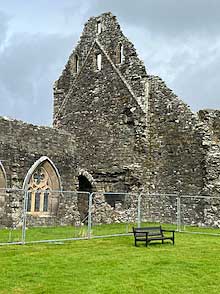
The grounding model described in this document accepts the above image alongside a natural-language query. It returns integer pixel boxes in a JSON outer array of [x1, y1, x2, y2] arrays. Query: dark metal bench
[[132, 226, 175, 247]]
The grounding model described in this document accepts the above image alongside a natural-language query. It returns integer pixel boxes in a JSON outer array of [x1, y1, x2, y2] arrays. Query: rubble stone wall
[[0, 117, 78, 227], [0, 12, 219, 229]]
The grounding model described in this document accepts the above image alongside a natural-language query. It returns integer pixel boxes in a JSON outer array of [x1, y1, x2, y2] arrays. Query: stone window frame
[[97, 20, 102, 34], [26, 166, 51, 214], [74, 54, 79, 74], [95, 53, 102, 71], [116, 43, 124, 65], [23, 156, 62, 217]]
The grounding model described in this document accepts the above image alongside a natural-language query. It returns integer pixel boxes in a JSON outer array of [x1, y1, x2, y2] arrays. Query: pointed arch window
[[24, 157, 61, 216]]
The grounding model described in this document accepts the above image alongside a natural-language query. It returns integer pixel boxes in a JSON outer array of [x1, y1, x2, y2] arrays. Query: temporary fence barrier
[[0, 189, 220, 245]]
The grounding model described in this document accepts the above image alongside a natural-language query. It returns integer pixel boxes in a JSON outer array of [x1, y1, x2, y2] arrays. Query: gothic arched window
[[23, 157, 61, 216]]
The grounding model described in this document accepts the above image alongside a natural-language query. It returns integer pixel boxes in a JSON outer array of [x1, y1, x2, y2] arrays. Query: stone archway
[[77, 169, 95, 222]]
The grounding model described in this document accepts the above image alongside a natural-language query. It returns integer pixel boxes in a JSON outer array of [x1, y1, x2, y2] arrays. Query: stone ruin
[[0, 12, 219, 228]]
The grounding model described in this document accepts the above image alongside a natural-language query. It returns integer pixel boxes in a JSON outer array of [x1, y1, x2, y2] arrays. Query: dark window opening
[[104, 193, 125, 208], [78, 175, 92, 192], [123, 107, 135, 125], [117, 43, 124, 64], [34, 190, 40, 212], [97, 21, 102, 34]]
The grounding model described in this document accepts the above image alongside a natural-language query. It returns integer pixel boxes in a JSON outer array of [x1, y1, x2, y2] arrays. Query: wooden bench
[[132, 226, 175, 247]]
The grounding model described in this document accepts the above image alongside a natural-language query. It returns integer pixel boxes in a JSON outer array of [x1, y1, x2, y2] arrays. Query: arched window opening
[[78, 175, 92, 192], [24, 157, 61, 216], [96, 53, 102, 71], [97, 21, 102, 34], [74, 54, 79, 73]]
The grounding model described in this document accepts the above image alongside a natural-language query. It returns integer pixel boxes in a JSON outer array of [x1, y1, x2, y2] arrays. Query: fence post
[[21, 190, 28, 244], [137, 193, 141, 227], [88, 192, 93, 239], [177, 195, 181, 232]]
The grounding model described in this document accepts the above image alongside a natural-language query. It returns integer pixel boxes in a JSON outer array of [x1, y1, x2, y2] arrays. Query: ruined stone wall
[[0, 117, 76, 190], [198, 110, 220, 196], [53, 12, 148, 122], [147, 76, 205, 195], [0, 117, 78, 227], [53, 12, 208, 196]]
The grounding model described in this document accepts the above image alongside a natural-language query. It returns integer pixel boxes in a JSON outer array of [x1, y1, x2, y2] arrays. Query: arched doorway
[[77, 175, 93, 223]]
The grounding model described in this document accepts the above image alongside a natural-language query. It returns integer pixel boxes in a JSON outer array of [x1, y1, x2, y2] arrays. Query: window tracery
[[27, 166, 51, 213], [25, 158, 61, 216]]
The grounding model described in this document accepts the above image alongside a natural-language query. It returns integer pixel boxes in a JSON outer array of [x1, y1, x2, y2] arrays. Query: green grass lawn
[[0, 227, 220, 294]]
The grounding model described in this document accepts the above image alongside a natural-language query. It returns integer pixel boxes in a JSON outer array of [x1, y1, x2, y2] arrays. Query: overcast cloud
[[0, 0, 219, 125]]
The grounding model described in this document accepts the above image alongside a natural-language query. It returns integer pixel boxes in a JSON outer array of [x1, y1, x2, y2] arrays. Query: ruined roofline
[[53, 12, 148, 124], [54, 38, 147, 122]]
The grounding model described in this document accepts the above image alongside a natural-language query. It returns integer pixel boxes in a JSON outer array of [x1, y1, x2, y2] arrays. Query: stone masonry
[[0, 12, 219, 228]]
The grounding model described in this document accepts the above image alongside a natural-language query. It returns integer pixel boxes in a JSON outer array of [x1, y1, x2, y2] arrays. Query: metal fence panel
[[23, 191, 90, 243], [1, 189, 220, 245], [139, 193, 179, 231], [179, 195, 220, 235], [90, 192, 139, 237], [0, 188, 24, 245]]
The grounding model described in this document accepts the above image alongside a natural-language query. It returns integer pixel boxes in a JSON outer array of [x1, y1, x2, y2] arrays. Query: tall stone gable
[[53, 12, 219, 195], [53, 12, 150, 192]]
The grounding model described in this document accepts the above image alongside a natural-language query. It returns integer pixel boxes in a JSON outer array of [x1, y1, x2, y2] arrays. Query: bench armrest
[[161, 229, 175, 233]]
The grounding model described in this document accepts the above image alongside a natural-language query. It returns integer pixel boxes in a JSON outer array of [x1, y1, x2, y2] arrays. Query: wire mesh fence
[[178, 195, 220, 235], [0, 189, 220, 245]]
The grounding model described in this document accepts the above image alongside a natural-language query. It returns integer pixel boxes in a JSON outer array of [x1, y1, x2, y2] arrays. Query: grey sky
[[0, 0, 219, 125]]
